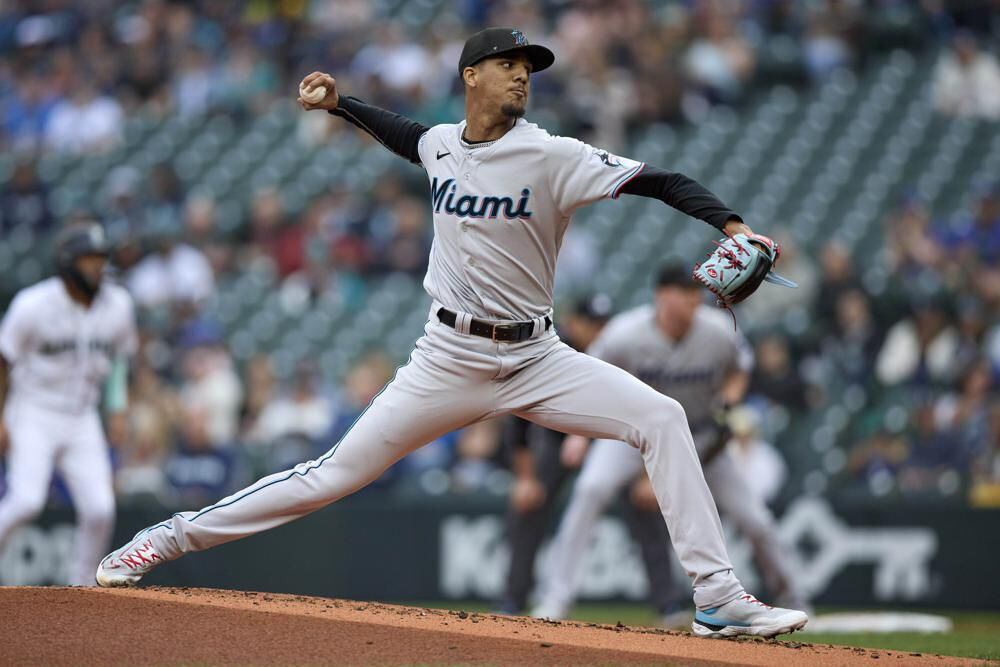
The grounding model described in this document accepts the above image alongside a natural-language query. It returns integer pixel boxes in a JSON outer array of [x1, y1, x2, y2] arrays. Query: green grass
[[409, 602, 1000, 661], [801, 611, 1000, 662]]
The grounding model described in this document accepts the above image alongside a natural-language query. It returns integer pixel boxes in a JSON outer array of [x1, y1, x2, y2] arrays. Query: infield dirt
[[0, 587, 981, 666]]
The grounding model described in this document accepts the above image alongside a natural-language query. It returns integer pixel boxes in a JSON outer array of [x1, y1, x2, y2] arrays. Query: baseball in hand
[[300, 83, 327, 104]]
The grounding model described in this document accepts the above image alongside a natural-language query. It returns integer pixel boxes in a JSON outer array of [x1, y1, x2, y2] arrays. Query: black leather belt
[[437, 307, 551, 342]]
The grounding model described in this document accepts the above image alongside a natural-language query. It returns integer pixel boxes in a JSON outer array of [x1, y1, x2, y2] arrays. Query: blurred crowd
[[1, 1, 999, 509], [738, 182, 1000, 506]]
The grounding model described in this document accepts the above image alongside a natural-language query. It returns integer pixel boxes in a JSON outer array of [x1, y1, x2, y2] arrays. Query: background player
[[532, 264, 807, 623], [96, 27, 807, 638], [501, 294, 676, 619], [0, 222, 137, 586]]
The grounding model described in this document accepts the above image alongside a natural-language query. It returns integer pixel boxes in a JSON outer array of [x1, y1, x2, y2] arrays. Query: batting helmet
[[54, 222, 110, 301]]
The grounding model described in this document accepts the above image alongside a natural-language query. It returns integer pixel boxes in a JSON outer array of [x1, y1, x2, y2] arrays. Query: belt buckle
[[491, 323, 517, 342]]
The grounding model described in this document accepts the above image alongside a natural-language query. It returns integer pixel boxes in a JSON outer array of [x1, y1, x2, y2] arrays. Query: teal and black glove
[[693, 233, 797, 307]]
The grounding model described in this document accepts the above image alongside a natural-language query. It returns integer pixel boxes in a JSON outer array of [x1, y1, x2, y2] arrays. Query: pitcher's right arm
[[298, 72, 429, 166]]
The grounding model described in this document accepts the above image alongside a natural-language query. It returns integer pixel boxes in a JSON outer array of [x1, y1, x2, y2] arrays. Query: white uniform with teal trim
[[128, 118, 747, 611], [0, 277, 137, 585]]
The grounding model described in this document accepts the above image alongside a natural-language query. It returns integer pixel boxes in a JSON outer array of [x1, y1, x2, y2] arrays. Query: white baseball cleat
[[691, 592, 808, 639], [95, 533, 163, 587]]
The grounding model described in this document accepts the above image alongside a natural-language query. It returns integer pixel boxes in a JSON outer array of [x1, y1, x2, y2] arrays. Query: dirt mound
[[0, 587, 973, 666]]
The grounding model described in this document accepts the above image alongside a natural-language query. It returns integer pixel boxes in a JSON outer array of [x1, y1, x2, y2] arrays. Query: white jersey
[[0, 277, 138, 414], [588, 304, 753, 427], [417, 118, 643, 320]]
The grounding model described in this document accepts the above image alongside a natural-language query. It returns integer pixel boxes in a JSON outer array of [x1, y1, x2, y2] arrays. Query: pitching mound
[[0, 587, 974, 666]]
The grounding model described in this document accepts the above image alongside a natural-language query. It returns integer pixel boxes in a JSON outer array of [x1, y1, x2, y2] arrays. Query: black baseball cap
[[458, 27, 555, 76], [656, 263, 700, 289], [573, 293, 614, 321]]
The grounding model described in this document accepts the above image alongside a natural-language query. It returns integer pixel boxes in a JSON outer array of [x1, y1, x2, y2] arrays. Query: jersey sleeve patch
[[548, 137, 645, 214]]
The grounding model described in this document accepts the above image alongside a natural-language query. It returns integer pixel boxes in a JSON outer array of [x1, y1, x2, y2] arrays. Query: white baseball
[[300, 84, 327, 104]]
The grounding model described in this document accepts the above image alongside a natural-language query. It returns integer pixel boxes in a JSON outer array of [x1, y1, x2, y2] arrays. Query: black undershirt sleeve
[[329, 96, 430, 166], [619, 165, 741, 232]]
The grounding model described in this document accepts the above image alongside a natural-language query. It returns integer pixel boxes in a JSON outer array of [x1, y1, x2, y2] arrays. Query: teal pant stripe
[[142, 352, 415, 536]]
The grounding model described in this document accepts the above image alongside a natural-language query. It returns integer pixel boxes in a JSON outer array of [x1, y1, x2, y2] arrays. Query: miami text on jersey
[[430, 177, 533, 220]]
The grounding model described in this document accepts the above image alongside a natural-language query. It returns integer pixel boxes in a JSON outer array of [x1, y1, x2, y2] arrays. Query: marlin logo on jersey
[[430, 178, 533, 220], [594, 149, 622, 168]]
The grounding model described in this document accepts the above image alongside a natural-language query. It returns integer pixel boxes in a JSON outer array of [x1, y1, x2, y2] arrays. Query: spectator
[[217, 38, 278, 114], [847, 427, 909, 489], [684, 7, 756, 105], [248, 362, 335, 453], [173, 47, 215, 116], [726, 406, 787, 504], [748, 333, 811, 409], [127, 219, 216, 309], [555, 225, 599, 298], [117, 42, 170, 112], [937, 182, 1000, 267], [820, 288, 882, 384], [44, 80, 123, 153], [165, 404, 239, 505], [934, 358, 994, 450], [101, 165, 145, 241], [240, 354, 276, 438], [2, 71, 60, 153], [897, 403, 968, 495], [952, 298, 991, 373], [248, 187, 306, 279], [147, 163, 184, 224], [451, 418, 504, 493], [326, 353, 393, 444], [350, 25, 432, 105], [813, 240, 860, 331], [378, 196, 431, 276], [802, 0, 860, 80], [115, 400, 172, 504], [177, 321, 244, 450], [0, 160, 53, 234], [875, 298, 959, 387], [884, 198, 942, 278], [116, 360, 178, 503], [932, 30, 1000, 120]]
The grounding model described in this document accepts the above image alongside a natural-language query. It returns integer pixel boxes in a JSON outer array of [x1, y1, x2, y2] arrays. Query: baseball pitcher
[[0, 223, 136, 585], [97, 28, 805, 638]]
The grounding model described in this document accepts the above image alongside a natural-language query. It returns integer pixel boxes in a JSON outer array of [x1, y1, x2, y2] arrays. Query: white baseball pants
[[141, 311, 744, 609], [0, 400, 115, 586]]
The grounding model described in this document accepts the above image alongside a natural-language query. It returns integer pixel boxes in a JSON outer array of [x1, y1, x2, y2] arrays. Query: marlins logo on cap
[[458, 27, 555, 75]]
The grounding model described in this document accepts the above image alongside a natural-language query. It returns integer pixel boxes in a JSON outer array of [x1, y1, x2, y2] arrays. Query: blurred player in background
[[0, 223, 137, 585], [533, 265, 806, 622], [501, 294, 677, 618]]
